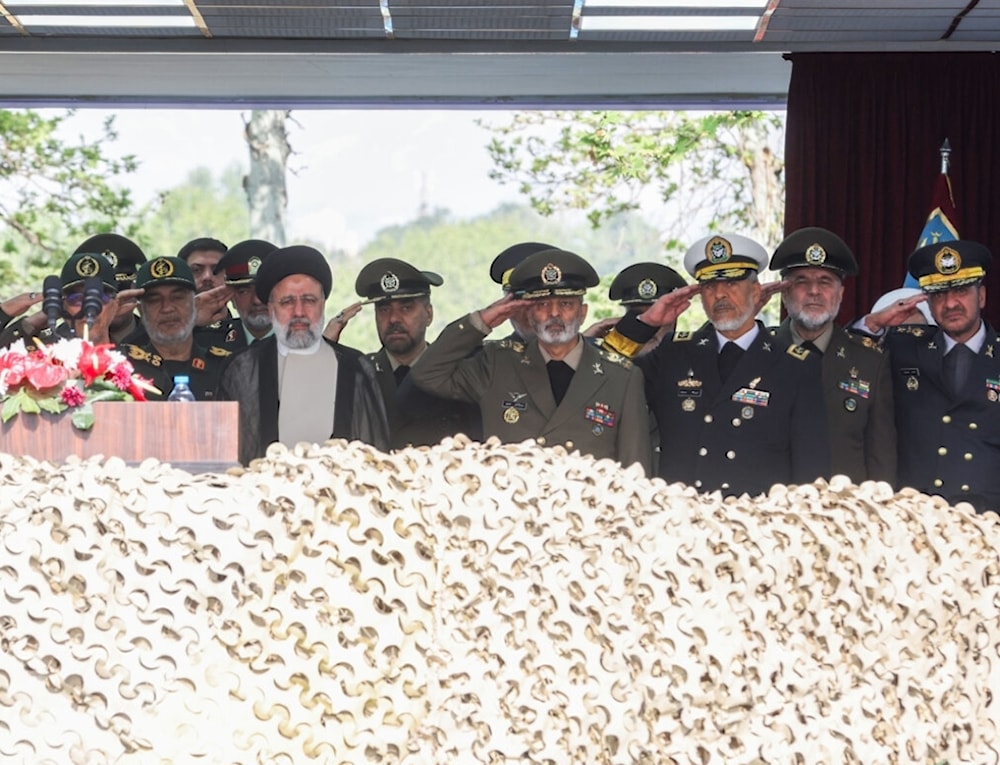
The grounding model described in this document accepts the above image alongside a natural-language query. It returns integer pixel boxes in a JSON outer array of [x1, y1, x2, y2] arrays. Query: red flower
[[0, 351, 28, 387], [60, 385, 86, 407], [24, 354, 69, 390], [78, 341, 116, 386]]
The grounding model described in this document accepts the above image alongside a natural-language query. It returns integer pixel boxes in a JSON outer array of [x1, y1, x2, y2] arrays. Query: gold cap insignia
[[75, 255, 101, 278], [380, 272, 400, 293], [541, 263, 562, 285], [706, 236, 733, 264], [150, 257, 175, 279], [805, 243, 827, 265], [637, 278, 657, 300], [935, 246, 961, 275]]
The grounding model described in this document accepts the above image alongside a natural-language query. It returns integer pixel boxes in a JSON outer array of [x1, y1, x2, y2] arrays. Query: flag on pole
[[905, 139, 958, 287]]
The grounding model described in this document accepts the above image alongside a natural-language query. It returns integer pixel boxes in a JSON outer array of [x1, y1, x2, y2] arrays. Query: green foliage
[[0, 109, 140, 290], [480, 110, 786, 257], [139, 163, 250, 258]]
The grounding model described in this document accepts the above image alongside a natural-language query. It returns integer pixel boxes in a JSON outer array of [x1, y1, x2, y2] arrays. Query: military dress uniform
[[769, 227, 896, 485], [773, 321, 895, 484], [604, 232, 829, 496], [883, 239, 1000, 512], [411, 249, 652, 473], [121, 340, 231, 400]]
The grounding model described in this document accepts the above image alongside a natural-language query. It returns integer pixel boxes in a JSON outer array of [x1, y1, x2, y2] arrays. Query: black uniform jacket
[[215, 335, 390, 465], [887, 322, 1000, 513], [367, 346, 482, 449], [119, 340, 231, 401], [773, 320, 896, 486], [637, 320, 830, 496]]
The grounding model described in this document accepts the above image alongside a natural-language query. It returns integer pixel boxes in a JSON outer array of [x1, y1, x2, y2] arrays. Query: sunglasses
[[64, 291, 114, 308]]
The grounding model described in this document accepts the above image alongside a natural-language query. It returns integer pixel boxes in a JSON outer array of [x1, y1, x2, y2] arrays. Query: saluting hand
[[324, 301, 363, 342], [478, 293, 533, 330], [755, 279, 788, 315], [194, 284, 235, 327], [1, 290, 44, 320], [862, 292, 928, 334], [637, 283, 701, 328]]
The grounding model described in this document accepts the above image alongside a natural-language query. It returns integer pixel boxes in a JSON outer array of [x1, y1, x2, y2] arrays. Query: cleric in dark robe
[[216, 246, 389, 465]]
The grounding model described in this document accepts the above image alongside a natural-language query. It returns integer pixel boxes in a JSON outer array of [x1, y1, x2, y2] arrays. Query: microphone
[[81, 277, 105, 329], [42, 275, 64, 332]]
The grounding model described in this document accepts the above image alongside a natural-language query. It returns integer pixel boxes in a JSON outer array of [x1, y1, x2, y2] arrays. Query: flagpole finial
[[940, 138, 951, 174]]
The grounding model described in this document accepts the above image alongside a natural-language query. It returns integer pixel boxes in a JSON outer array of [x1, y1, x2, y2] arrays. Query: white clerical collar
[[276, 338, 323, 356]]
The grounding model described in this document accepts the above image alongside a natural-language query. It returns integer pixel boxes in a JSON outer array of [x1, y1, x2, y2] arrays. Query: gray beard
[[145, 311, 196, 346], [242, 311, 273, 333], [789, 306, 838, 332], [710, 305, 756, 333], [273, 316, 322, 351]]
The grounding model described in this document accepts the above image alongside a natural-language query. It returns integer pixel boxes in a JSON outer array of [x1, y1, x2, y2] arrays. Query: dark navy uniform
[[773, 321, 895, 484], [121, 340, 231, 400], [637, 320, 828, 495]]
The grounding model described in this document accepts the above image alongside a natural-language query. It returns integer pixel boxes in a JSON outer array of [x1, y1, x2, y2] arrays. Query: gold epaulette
[[673, 331, 693, 342], [891, 325, 927, 338], [847, 333, 884, 353], [603, 328, 644, 359], [125, 344, 162, 367], [786, 344, 810, 360], [208, 345, 233, 358]]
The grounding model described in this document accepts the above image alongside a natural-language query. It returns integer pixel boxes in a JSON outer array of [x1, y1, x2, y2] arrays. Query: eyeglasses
[[272, 294, 322, 310], [64, 291, 114, 308]]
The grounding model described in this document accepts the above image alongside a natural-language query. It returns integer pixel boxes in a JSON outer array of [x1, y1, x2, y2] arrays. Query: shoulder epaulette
[[890, 325, 927, 338], [125, 344, 162, 367], [786, 344, 810, 361], [672, 331, 693, 342], [497, 339, 525, 353], [208, 345, 232, 358], [845, 332, 885, 353], [597, 346, 633, 369]]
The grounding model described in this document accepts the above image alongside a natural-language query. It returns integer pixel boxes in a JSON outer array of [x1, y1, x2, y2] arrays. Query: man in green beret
[[119, 256, 232, 400], [411, 248, 652, 474], [858, 239, 1000, 512]]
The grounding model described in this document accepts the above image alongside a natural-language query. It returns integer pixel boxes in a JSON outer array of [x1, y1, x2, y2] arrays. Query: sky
[[58, 108, 527, 254]]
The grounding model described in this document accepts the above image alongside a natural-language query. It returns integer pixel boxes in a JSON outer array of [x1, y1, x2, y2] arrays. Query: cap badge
[[805, 243, 827, 265], [150, 258, 175, 279], [637, 278, 658, 300], [101, 249, 119, 269], [380, 272, 400, 293], [541, 263, 562, 285], [935, 246, 961, 275], [75, 255, 101, 278], [247, 256, 262, 276], [706, 236, 732, 264]]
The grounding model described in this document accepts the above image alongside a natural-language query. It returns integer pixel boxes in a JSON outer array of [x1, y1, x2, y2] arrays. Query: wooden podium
[[0, 401, 240, 473]]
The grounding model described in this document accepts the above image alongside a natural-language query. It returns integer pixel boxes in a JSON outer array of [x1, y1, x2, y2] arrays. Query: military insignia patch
[[192, 358, 205, 370], [787, 345, 810, 360], [75, 254, 101, 278], [248, 256, 262, 276], [706, 236, 733, 264], [805, 243, 827, 265], [503, 407, 520, 424], [150, 258, 174, 279], [681, 398, 696, 412], [935, 245, 961, 275], [541, 263, 562, 285], [380, 272, 400, 293], [732, 388, 770, 407], [637, 278, 658, 300]]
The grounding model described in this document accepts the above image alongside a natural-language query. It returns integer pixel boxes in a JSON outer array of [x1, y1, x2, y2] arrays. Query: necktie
[[393, 364, 410, 385], [944, 344, 973, 393], [547, 360, 574, 405], [718, 342, 743, 381], [800, 340, 822, 356]]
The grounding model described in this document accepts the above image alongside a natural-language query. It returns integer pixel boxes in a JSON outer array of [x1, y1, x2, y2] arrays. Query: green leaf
[[36, 397, 66, 414], [71, 403, 95, 431], [1, 394, 22, 423]]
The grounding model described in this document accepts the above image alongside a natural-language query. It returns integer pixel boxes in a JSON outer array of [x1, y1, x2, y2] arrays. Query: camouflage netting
[[0, 436, 997, 764]]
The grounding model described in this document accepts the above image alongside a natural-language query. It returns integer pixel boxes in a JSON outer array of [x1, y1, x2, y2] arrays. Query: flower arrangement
[[0, 337, 154, 430]]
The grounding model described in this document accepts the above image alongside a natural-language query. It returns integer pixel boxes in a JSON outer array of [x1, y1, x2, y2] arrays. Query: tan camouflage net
[[0, 436, 997, 764]]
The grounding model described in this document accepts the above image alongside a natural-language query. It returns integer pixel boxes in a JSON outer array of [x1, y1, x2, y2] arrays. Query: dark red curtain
[[785, 52, 1000, 325]]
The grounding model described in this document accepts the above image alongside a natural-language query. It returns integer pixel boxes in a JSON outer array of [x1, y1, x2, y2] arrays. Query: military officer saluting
[[354, 257, 481, 448], [212, 239, 277, 349], [488, 241, 558, 343], [859, 239, 1000, 512], [410, 248, 652, 473], [770, 227, 896, 485], [602, 232, 829, 496], [119, 256, 231, 400]]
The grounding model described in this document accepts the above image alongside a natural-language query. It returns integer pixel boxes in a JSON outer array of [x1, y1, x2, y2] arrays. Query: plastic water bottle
[[167, 374, 197, 402]]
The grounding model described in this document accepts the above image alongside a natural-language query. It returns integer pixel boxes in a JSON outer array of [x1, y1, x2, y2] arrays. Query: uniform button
[[721, 483, 730, 490], [934, 479, 943, 488], [942, 415, 952, 424], [704, 414, 713, 423], [965, 453, 973, 461], [969, 422, 978, 430], [938, 447, 947, 456], [698, 447, 708, 456], [726, 450, 736, 459], [962, 485, 971, 492], [537, 436, 546, 445], [565, 440, 573, 449], [694, 480, 702, 488], [732, 418, 741, 427]]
